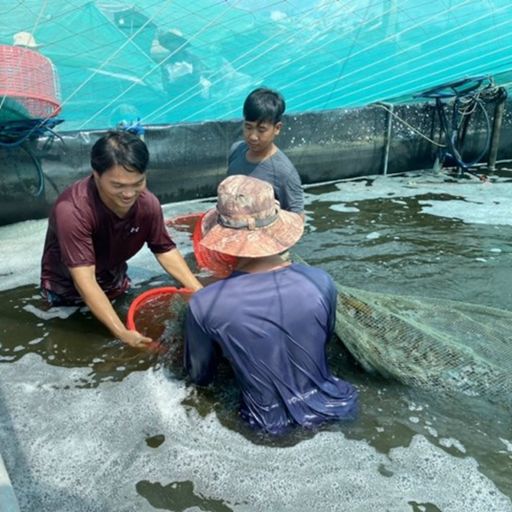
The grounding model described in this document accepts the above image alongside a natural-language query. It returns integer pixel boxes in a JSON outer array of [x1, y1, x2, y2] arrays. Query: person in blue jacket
[[184, 174, 357, 435]]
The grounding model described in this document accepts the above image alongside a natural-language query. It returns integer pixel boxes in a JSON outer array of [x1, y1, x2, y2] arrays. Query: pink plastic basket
[[0, 45, 61, 119]]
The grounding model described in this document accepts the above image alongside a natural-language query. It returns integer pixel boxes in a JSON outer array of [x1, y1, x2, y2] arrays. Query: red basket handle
[[126, 286, 192, 331]]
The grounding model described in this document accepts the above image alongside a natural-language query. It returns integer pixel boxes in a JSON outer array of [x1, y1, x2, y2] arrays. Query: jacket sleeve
[[184, 305, 218, 385]]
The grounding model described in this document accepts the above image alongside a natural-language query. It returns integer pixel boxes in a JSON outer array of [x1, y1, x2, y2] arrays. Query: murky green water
[[0, 171, 511, 511]]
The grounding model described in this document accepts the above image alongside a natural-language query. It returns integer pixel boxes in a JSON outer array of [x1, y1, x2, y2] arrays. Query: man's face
[[243, 120, 281, 155], [93, 164, 146, 217]]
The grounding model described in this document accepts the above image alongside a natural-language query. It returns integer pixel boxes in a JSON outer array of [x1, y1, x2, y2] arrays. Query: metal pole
[[382, 103, 394, 176]]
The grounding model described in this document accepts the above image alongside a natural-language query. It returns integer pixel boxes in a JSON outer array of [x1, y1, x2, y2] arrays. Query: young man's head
[[243, 88, 285, 124], [91, 131, 149, 217], [242, 88, 285, 157], [91, 131, 149, 176]]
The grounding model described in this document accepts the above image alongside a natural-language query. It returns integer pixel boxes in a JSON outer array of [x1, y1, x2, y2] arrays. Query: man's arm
[[155, 248, 203, 291], [184, 304, 218, 385], [69, 265, 152, 348], [283, 170, 305, 215]]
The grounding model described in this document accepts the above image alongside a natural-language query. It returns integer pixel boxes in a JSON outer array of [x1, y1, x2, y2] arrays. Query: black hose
[[460, 98, 491, 168], [433, 91, 492, 176], [0, 118, 64, 198], [14, 144, 45, 198]]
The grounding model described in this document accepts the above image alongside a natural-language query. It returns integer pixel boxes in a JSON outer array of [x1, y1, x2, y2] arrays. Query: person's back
[[185, 175, 357, 434], [186, 262, 357, 434], [227, 87, 304, 213]]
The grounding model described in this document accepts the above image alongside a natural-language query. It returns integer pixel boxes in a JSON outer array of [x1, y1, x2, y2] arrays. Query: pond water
[[0, 170, 511, 511]]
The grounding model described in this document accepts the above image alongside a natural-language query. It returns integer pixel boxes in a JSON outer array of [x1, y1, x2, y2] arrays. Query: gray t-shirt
[[227, 141, 304, 213]]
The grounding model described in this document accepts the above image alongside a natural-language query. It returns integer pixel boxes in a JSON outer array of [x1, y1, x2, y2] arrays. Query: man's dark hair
[[243, 87, 285, 124], [91, 131, 149, 175]]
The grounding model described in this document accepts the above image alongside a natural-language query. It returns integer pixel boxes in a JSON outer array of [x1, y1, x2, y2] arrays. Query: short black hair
[[91, 131, 149, 175], [243, 87, 285, 124]]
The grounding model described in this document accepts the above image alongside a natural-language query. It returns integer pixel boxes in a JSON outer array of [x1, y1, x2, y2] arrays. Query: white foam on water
[[500, 438, 512, 452], [27, 338, 44, 345], [329, 204, 360, 213], [22, 304, 79, 320], [439, 437, 467, 454], [314, 174, 512, 226], [419, 195, 512, 225], [0, 354, 510, 512], [0, 219, 47, 291]]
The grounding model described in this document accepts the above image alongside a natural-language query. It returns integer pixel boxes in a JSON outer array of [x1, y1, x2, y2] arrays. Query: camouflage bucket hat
[[200, 175, 304, 258]]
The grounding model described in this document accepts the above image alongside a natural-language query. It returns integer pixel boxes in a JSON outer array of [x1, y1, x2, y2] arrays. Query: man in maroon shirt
[[41, 131, 202, 348]]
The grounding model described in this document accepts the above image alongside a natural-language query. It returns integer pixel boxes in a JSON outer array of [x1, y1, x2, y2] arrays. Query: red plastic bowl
[[126, 286, 192, 332]]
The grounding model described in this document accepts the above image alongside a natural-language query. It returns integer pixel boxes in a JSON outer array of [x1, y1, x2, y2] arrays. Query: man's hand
[[121, 328, 153, 348], [68, 265, 156, 349]]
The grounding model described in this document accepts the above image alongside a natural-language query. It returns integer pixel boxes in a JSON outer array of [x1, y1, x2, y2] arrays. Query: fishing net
[[283, 252, 512, 403], [334, 283, 512, 404]]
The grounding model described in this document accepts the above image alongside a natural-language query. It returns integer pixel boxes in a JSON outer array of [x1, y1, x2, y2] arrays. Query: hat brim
[[200, 207, 303, 258]]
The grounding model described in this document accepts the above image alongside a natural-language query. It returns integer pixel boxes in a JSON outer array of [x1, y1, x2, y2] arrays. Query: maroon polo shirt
[[41, 176, 176, 302]]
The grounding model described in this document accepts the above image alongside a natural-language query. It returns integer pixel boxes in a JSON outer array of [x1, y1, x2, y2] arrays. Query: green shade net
[[1, 1, 512, 129]]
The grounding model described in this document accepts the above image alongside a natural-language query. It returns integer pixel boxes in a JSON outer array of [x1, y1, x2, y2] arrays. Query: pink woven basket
[[0, 45, 61, 118]]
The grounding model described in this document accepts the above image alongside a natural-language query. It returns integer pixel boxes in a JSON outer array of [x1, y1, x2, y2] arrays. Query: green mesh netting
[[335, 283, 512, 403], [2, 1, 512, 130]]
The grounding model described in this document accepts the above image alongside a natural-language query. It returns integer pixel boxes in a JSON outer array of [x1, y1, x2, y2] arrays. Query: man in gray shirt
[[227, 87, 304, 214]]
